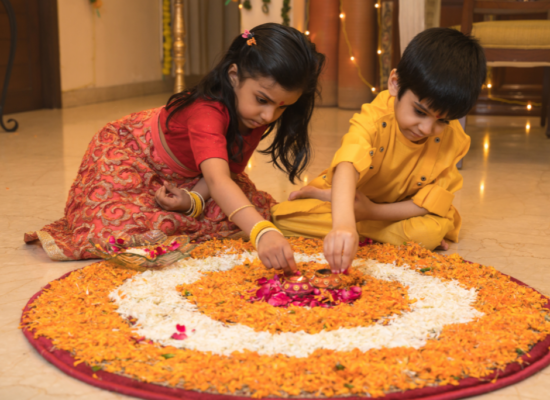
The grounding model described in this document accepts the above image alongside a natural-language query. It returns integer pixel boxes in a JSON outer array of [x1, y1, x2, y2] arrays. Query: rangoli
[[21, 238, 550, 400]]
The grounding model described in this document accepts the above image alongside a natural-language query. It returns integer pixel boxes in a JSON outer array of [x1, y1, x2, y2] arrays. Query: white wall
[[57, 0, 163, 93]]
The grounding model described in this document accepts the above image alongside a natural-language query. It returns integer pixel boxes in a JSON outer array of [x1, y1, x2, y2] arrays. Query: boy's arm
[[355, 194, 428, 222], [324, 162, 359, 272]]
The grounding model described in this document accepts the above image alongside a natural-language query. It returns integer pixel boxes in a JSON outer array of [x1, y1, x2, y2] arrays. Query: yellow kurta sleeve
[[325, 106, 379, 185], [412, 125, 471, 217]]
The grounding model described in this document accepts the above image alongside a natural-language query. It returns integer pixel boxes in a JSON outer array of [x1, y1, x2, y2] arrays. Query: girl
[[25, 23, 324, 273]]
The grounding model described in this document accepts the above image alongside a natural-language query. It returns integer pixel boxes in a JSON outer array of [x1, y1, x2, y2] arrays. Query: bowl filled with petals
[[88, 230, 195, 272]]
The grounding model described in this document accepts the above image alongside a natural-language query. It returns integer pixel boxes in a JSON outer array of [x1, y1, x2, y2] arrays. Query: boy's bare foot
[[288, 186, 331, 202], [435, 239, 449, 251]]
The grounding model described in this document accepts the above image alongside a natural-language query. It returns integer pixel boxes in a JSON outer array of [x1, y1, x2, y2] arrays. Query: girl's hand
[[323, 225, 358, 273], [155, 182, 190, 212], [257, 231, 297, 275]]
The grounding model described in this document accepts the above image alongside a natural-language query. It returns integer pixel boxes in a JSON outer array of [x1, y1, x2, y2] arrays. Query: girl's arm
[[200, 158, 297, 273], [324, 162, 359, 273], [354, 193, 428, 221]]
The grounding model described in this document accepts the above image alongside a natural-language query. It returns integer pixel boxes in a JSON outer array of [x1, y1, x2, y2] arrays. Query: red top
[[158, 100, 267, 174]]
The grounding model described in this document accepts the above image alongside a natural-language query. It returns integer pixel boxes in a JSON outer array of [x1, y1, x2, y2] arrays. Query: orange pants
[[271, 199, 457, 251]]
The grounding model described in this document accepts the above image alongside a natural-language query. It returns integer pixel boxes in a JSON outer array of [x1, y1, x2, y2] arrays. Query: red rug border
[[21, 267, 550, 400]]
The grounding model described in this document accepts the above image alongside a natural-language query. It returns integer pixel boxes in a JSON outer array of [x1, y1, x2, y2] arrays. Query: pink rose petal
[[171, 332, 187, 340]]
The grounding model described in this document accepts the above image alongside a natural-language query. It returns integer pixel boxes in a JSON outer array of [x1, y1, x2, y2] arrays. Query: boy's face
[[388, 70, 450, 143]]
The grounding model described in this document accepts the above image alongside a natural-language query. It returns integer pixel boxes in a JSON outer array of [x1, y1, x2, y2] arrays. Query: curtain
[[183, 0, 240, 77], [398, 0, 440, 54]]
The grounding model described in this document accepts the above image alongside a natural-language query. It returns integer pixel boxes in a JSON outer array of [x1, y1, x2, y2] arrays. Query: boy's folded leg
[[272, 197, 457, 251], [357, 213, 455, 251], [271, 199, 333, 238]]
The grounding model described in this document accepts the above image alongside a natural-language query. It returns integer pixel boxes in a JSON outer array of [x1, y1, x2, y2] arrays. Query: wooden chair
[[461, 0, 550, 138]]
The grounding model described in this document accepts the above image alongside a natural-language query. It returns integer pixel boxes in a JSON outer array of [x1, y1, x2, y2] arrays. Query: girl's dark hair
[[396, 27, 486, 120], [165, 23, 325, 183]]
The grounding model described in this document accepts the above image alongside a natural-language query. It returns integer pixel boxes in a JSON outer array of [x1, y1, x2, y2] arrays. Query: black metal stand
[[0, 0, 18, 132]]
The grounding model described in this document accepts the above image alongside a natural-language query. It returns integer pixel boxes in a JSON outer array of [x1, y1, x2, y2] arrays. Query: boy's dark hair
[[396, 27, 486, 120], [165, 23, 325, 183]]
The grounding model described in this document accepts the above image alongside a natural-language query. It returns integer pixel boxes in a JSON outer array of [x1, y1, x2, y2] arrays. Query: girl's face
[[229, 64, 303, 132], [388, 69, 450, 143]]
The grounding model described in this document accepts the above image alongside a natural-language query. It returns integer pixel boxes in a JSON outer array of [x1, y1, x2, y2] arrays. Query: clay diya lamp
[[311, 268, 344, 290], [282, 275, 314, 297]]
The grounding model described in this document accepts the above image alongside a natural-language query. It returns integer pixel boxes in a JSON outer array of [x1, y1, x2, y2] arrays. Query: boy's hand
[[257, 231, 297, 275], [324, 226, 358, 273], [354, 192, 378, 221], [155, 182, 190, 212]]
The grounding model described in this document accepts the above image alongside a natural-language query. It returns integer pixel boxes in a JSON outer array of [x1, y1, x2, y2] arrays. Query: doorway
[[0, 0, 61, 115]]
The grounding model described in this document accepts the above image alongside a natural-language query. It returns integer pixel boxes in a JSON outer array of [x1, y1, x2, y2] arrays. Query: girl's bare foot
[[435, 239, 449, 251], [288, 186, 331, 202]]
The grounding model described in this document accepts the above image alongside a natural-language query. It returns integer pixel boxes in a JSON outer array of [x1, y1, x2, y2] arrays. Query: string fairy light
[[338, 0, 375, 91], [273, 0, 386, 93], [485, 68, 541, 109]]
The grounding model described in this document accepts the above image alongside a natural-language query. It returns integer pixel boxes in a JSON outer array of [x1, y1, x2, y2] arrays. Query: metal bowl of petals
[[88, 230, 195, 272]]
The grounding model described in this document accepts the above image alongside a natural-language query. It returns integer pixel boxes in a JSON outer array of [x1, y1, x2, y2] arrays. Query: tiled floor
[[1, 93, 549, 399]]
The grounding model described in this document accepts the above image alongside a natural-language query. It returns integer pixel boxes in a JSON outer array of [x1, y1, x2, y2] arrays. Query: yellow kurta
[[271, 90, 470, 250]]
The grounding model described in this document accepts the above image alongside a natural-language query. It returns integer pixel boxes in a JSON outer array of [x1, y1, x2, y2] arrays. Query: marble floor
[[1, 93, 549, 399]]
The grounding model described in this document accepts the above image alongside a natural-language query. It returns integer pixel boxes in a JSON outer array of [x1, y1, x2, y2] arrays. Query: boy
[[271, 28, 487, 271]]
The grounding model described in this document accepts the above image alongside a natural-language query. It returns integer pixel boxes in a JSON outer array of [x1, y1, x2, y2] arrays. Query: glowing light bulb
[[339, 13, 344, 18], [239, 4, 243, 9], [350, 56, 355, 61], [527, 103, 532, 111], [305, 30, 310, 35], [377, 49, 382, 54], [487, 83, 492, 89], [375, 3, 380, 8], [371, 87, 376, 92], [526, 122, 530, 133]]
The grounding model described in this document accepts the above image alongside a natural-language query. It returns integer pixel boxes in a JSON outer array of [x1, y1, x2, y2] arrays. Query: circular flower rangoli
[[21, 238, 550, 399]]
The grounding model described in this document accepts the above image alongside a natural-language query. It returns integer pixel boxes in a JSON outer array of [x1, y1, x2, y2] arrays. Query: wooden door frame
[[38, 0, 61, 108]]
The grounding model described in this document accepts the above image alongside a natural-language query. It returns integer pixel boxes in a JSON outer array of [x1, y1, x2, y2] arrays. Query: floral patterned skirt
[[24, 108, 277, 260]]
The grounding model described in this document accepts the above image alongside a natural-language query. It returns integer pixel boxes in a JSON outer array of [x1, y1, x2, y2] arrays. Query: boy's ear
[[228, 64, 239, 88], [387, 69, 399, 97]]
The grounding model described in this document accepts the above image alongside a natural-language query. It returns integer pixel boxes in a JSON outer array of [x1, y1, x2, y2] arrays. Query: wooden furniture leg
[[543, 67, 550, 138], [457, 116, 466, 170], [173, 0, 186, 94]]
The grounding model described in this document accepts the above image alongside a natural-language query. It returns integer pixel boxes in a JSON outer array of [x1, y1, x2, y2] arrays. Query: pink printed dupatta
[[24, 108, 276, 260]]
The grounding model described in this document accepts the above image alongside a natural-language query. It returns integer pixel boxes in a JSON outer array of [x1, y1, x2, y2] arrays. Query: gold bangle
[[192, 191, 205, 210], [188, 191, 202, 218], [249, 220, 276, 249], [183, 189, 195, 215], [255, 227, 282, 249], [228, 204, 255, 222]]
